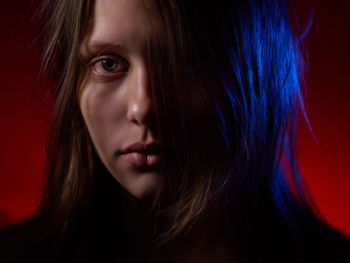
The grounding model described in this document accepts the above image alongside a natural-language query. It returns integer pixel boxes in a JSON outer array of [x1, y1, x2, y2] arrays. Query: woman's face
[[79, 0, 162, 199]]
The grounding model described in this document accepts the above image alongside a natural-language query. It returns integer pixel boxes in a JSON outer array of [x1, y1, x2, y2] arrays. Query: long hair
[[32, 0, 348, 261]]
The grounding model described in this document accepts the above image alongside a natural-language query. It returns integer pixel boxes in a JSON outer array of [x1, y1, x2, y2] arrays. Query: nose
[[126, 65, 153, 127]]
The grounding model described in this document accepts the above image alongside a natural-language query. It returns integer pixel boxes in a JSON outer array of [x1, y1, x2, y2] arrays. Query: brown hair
[[37, 0, 95, 239], [36, 0, 228, 245]]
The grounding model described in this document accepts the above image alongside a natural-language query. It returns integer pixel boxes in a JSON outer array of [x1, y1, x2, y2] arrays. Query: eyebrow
[[80, 42, 123, 60]]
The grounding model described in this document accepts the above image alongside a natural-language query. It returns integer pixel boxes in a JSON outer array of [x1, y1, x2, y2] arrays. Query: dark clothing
[[0, 208, 349, 263], [1, 172, 349, 262]]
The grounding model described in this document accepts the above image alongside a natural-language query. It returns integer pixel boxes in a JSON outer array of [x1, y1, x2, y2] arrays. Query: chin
[[117, 171, 162, 200]]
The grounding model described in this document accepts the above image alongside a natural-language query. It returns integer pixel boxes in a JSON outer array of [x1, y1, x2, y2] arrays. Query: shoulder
[[0, 214, 127, 263], [260, 196, 350, 263], [0, 218, 55, 263], [330, 232, 350, 262], [282, 213, 350, 263]]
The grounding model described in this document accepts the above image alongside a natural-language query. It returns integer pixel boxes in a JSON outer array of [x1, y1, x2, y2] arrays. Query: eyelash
[[89, 55, 129, 76]]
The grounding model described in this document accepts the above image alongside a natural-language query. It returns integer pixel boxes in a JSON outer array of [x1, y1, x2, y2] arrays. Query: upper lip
[[119, 142, 162, 155]]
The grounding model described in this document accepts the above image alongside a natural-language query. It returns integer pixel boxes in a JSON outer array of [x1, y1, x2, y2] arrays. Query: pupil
[[102, 59, 117, 71]]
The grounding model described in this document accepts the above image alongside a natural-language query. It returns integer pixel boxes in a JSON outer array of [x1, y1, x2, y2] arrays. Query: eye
[[100, 58, 118, 72], [91, 56, 129, 75]]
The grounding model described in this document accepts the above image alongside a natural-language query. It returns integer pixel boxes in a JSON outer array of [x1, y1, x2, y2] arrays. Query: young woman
[[1, 0, 349, 262]]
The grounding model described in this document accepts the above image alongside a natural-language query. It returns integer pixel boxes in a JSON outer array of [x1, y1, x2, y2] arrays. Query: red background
[[0, 1, 349, 234]]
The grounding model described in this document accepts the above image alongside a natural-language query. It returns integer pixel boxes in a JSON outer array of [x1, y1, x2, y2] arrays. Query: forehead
[[85, 0, 150, 54]]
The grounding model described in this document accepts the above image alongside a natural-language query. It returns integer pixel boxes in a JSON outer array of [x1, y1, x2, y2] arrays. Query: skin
[[79, 0, 235, 261], [79, 0, 161, 199]]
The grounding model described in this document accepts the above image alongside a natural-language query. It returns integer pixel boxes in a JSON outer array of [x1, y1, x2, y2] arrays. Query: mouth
[[118, 142, 164, 168]]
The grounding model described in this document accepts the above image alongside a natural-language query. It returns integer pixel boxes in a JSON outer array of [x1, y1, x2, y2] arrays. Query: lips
[[119, 142, 163, 168]]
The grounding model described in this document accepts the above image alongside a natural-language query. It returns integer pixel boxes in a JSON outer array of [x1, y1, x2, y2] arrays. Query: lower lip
[[120, 152, 161, 167]]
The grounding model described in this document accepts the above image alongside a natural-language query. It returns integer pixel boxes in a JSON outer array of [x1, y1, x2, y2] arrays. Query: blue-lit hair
[[143, 0, 342, 249], [210, 0, 308, 211]]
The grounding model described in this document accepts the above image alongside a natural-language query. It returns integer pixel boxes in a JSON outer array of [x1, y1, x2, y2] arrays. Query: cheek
[[79, 83, 125, 160], [78, 82, 162, 199]]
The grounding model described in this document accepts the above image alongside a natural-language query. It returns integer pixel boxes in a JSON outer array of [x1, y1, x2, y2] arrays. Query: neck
[[119, 190, 237, 263]]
